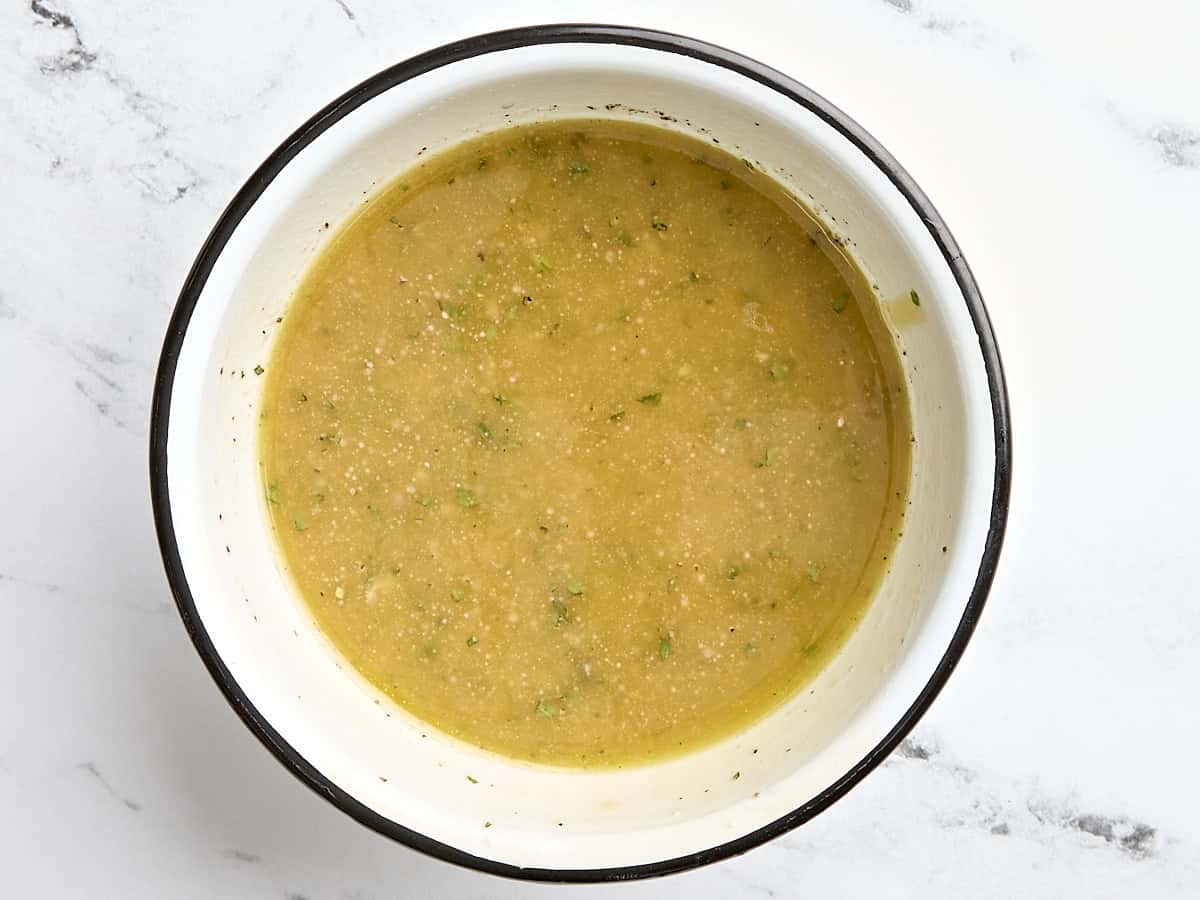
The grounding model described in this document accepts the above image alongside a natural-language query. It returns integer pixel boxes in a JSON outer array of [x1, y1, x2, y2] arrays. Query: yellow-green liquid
[[259, 120, 910, 766]]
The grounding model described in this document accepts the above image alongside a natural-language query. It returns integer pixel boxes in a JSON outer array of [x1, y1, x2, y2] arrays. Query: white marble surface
[[3, 0, 1199, 895]]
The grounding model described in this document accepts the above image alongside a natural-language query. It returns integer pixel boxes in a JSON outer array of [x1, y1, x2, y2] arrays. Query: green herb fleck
[[806, 564, 822, 583], [415, 495, 433, 507], [617, 231, 633, 247], [450, 588, 466, 602], [477, 422, 492, 441], [566, 579, 584, 596], [569, 161, 590, 175], [536, 699, 559, 718], [266, 481, 281, 504], [609, 410, 626, 422], [734, 418, 750, 430], [466, 635, 478, 647], [832, 293, 849, 313], [753, 447, 776, 468], [910, 289, 921, 307], [637, 392, 662, 406], [659, 635, 673, 660], [455, 487, 480, 508], [293, 515, 308, 532], [253, 365, 264, 376], [651, 217, 670, 231], [552, 598, 569, 626]]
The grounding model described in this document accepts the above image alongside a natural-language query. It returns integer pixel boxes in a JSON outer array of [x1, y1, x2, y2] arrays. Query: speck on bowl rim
[[150, 22, 1012, 888]]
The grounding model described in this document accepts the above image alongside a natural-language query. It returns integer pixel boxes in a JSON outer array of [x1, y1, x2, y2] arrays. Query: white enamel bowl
[[150, 25, 1010, 882]]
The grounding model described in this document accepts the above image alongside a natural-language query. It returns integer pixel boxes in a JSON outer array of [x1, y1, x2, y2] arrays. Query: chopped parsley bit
[[910, 289, 921, 307], [569, 161, 590, 175], [534, 255, 552, 273], [493, 393, 506, 405], [367, 503, 380, 518], [734, 418, 750, 430], [415, 495, 433, 507], [659, 635, 673, 660], [334, 585, 345, 601], [536, 699, 559, 718], [566, 579, 584, 596], [769, 362, 787, 381], [450, 588, 466, 602], [466, 635, 478, 647], [477, 422, 492, 440], [753, 447, 776, 468], [617, 231, 633, 247], [455, 487, 480, 508], [651, 217, 670, 231], [252, 365, 264, 376], [293, 515, 308, 532], [806, 564, 822, 583], [266, 481, 281, 504], [832, 293, 849, 313], [637, 392, 662, 406], [727, 566, 741, 580], [552, 598, 568, 626], [609, 410, 626, 422], [466, 774, 479, 783]]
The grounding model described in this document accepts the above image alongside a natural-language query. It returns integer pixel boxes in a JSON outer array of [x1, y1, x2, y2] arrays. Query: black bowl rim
[[148, 23, 1011, 884]]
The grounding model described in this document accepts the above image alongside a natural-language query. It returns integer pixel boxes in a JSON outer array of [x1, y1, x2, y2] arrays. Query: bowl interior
[[161, 39, 998, 872]]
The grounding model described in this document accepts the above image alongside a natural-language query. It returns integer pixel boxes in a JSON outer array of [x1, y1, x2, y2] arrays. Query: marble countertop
[[3, 0, 1199, 895]]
